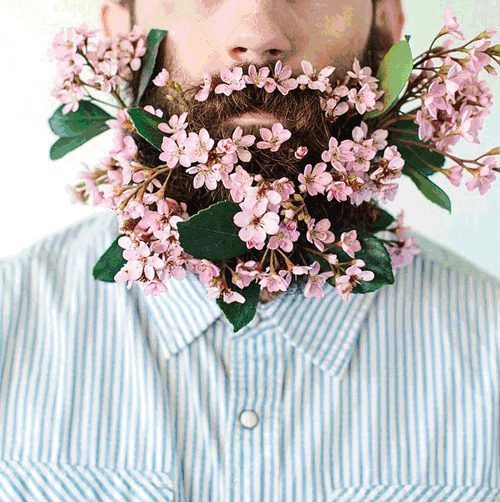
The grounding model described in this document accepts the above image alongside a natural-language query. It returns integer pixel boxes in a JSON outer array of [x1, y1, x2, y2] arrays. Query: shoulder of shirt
[[411, 230, 499, 287], [0, 211, 119, 273]]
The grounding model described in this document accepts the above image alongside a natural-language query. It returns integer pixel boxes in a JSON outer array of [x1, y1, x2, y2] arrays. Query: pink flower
[[208, 284, 246, 304], [447, 165, 464, 187], [294, 146, 308, 159], [185, 128, 214, 164], [271, 177, 295, 204], [296, 60, 335, 92], [268, 221, 300, 252], [215, 67, 246, 96], [234, 199, 280, 245], [244, 64, 270, 88], [340, 230, 361, 258], [443, 8, 464, 40], [256, 123, 292, 152], [389, 237, 421, 270], [158, 112, 189, 140], [298, 163, 333, 196], [259, 270, 291, 292], [304, 261, 335, 298], [326, 181, 353, 202], [347, 83, 377, 114], [335, 262, 374, 302], [153, 68, 170, 87], [465, 158, 497, 195], [159, 130, 192, 168], [143, 105, 164, 117], [306, 218, 336, 252], [195, 70, 212, 102], [321, 137, 355, 171], [228, 166, 254, 203], [51, 27, 84, 60], [233, 261, 259, 288], [192, 259, 220, 285], [265, 61, 298, 95], [218, 126, 256, 164], [116, 239, 164, 282], [185, 163, 221, 190], [143, 280, 168, 296], [347, 59, 378, 86]]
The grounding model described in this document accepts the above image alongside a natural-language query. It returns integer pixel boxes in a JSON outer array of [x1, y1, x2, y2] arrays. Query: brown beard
[[128, 11, 395, 229], [132, 66, 378, 234]]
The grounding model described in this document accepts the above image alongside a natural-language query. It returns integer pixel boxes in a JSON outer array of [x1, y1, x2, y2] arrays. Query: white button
[[239, 409, 259, 429]]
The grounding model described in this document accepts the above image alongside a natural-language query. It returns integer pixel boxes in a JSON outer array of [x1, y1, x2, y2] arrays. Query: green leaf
[[350, 234, 395, 293], [390, 120, 446, 177], [367, 207, 395, 232], [216, 282, 260, 332], [92, 235, 126, 283], [128, 107, 165, 150], [366, 39, 413, 119], [136, 29, 168, 105], [177, 201, 248, 260], [48, 101, 112, 159], [406, 168, 452, 212], [49, 101, 113, 137], [50, 126, 110, 160]]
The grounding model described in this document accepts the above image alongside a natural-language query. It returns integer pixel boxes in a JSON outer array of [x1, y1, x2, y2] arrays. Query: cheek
[[294, 0, 372, 69]]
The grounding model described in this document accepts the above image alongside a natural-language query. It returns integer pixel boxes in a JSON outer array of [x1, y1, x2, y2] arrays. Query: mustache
[[142, 62, 332, 138]]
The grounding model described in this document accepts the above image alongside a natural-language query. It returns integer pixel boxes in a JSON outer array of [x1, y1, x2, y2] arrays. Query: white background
[[1, 0, 499, 278]]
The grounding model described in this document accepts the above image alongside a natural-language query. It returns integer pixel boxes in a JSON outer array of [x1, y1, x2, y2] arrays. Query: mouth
[[229, 111, 284, 128]]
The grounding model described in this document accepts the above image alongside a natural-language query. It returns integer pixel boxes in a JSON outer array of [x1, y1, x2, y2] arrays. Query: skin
[[101, 0, 405, 105]]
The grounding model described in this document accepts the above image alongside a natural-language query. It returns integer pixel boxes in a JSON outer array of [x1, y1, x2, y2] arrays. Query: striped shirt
[[0, 211, 498, 502]]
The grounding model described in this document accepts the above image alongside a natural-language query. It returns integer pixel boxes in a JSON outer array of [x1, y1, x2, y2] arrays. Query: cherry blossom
[[298, 163, 333, 196], [442, 8, 464, 40], [296, 60, 335, 92], [233, 199, 280, 245], [215, 67, 246, 96], [159, 130, 192, 168], [256, 123, 292, 152], [306, 219, 336, 252], [335, 261, 374, 301], [340, 230, 361, 258], [195, 70, 212, 102], [304, 261, 335, 298], [185, 128, 214, 164], [153, 68, 170, 87], [268, 221, 300, 253], [158, 112, 189, 140], [244, 64, 270, 88], [259, 270, 291, 293], [465, 158, 497, 195]]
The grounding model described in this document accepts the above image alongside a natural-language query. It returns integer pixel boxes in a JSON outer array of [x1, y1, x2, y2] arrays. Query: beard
[[132, 63, 377, 234]]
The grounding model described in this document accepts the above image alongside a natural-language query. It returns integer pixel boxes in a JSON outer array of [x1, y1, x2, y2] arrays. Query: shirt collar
[[257, 281, 378, 378], [137, 272, 378, 378]]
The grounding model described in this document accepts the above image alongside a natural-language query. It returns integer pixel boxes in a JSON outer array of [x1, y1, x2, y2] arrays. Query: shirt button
[[239, 409, 259, 429]]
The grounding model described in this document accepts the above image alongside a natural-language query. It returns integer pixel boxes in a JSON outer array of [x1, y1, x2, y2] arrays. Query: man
[[0, 1, 498, 501]]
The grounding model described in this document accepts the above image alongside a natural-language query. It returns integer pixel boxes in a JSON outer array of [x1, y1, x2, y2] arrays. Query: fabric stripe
[[0, 211, 498, 501]]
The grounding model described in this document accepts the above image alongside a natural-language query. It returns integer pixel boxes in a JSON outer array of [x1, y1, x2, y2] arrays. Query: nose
[[226, 11, 292, 66]]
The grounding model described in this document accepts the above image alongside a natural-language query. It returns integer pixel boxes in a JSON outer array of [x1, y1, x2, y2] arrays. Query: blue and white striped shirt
[[0, 211, 498, 502]]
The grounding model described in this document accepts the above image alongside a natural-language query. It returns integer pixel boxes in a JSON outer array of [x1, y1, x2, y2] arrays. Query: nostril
[[232, 47, 248, 55], [268, 49, 281, 57]]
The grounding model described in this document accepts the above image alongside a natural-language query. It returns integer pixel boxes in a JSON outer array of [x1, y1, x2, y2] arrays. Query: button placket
[[224, 322, 285, 502]]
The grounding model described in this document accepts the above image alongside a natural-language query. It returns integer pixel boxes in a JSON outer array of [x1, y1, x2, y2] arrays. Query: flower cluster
[[52, 8, 499, 318], [50, 23, 146, 113]]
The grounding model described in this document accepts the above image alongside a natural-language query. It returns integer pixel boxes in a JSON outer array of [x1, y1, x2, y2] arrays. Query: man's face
[[134, 0, 374, 85]]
